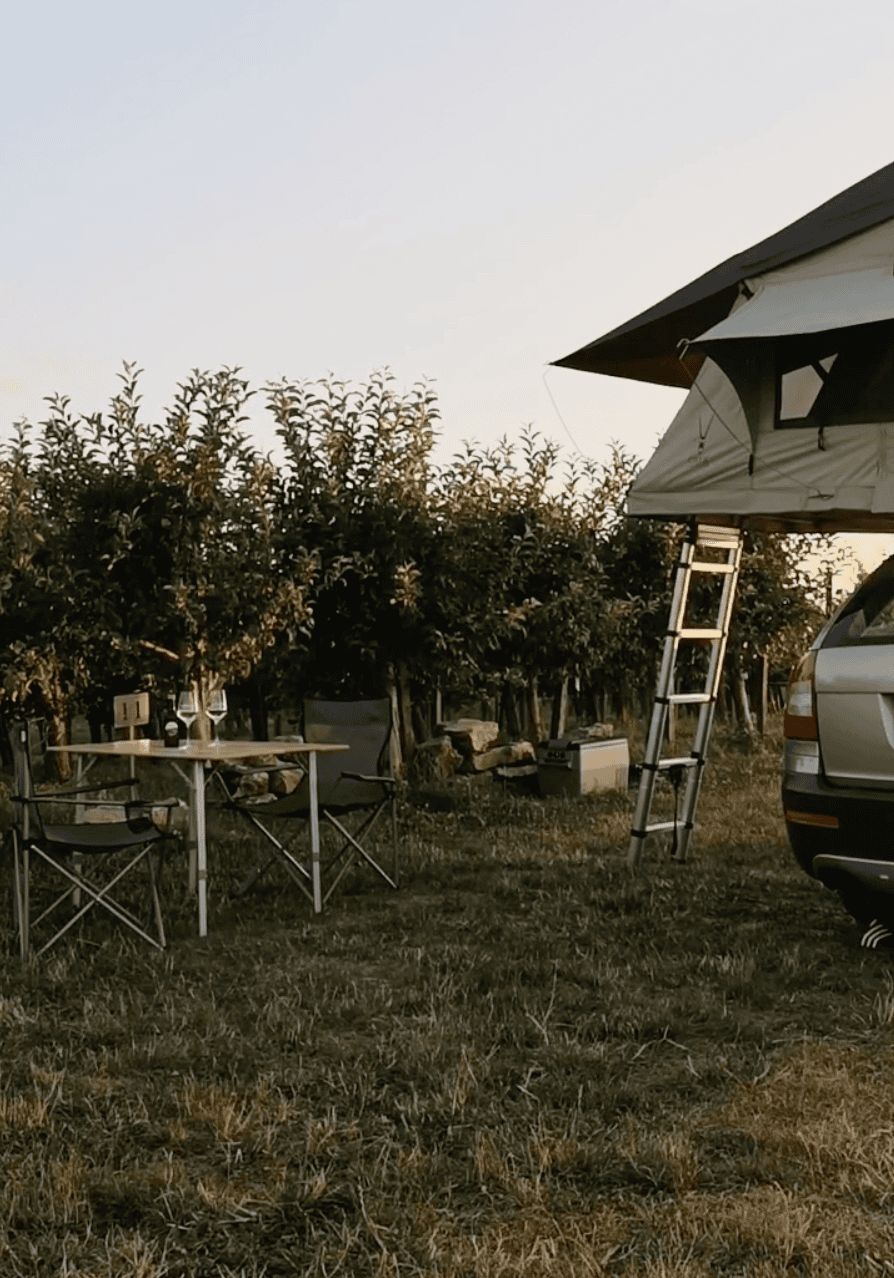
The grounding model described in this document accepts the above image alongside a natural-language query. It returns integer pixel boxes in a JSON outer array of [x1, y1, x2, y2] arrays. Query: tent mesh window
[[777, 327, 894, 428]]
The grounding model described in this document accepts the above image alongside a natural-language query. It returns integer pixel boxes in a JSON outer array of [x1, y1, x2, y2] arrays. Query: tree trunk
[[191, 673, 212, 744], [33, 654, 73, 782], [526, 678, 545, 743], [87, 707, 107, 744], [46, 705, 73, 783], [247, 672, 268, 741], [734, 667, 755, 735], [716, 669, 731, 722], [385, 670, 404, 777], [641, 684, 652, 758], [752, 652, 769, 736], [397, 663, 416, 765], [411, 698, 427, 748], [501, 683, 522, 740], [550, 678, 569, 739], [186, 667, 231, 744]]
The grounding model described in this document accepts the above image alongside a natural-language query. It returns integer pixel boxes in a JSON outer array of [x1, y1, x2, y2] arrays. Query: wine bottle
[[163, 698, 183, 748]]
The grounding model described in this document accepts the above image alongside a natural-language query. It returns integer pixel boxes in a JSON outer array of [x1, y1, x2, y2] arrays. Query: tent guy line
[[541, 366, 585, 458]]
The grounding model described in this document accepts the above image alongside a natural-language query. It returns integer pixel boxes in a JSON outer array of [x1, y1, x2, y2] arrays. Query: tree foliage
[[0, 363, 833, 753], [263, 368, 439, 700], [0, 366, 315, 751]]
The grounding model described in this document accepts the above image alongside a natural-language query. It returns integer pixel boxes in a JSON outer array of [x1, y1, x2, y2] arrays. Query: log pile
[[413, 719, 536, 780], [412, 717, 619, 782]]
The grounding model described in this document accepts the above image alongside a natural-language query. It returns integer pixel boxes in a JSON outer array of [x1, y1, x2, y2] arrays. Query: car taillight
[[784, 650, 818, 740]]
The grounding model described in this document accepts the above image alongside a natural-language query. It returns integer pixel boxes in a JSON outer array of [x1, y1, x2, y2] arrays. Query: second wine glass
[[207, 689, 228, 744]]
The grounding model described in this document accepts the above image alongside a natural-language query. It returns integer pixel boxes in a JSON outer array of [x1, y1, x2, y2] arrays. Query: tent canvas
[[554, 161, 894, 532]]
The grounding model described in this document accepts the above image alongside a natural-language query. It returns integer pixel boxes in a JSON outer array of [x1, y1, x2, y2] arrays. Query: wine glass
[[207, 689, 228, 744], [177, 690, 199, 742]]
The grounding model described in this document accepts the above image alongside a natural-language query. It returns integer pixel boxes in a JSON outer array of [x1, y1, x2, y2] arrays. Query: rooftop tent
[[553, 161, 894, 532]]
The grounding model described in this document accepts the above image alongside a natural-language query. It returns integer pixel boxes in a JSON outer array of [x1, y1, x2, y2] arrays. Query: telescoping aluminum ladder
[[628, 523, 744, 868]]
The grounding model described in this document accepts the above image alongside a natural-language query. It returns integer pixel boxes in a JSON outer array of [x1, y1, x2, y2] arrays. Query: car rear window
[[822, 555, 894, 647]]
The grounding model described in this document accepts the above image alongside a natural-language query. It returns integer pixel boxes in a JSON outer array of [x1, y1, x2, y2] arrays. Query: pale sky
[[5, 0, 894, 579]]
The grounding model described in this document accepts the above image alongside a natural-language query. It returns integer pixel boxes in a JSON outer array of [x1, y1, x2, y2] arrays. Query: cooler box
[[537, 737, 629, 798]]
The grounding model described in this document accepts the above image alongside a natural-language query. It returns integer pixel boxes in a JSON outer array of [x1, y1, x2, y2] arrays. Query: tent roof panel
[[554, 160, 894, 386]]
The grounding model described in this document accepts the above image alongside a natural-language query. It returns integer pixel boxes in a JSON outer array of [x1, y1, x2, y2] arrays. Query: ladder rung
[[668, 692, 712, 705], [690, 560, 737, 575], [637, 821, 679, 835], [696, 525, 741, 549], [654, 756, 699, 770], [677, 628, 723, 641]]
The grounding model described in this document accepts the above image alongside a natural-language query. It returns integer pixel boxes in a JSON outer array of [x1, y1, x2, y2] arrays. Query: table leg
[[168, 759, 198, 897], [73, 758, 86, 907], [191, 758, 208, 937], [309, 750, 322, 914]]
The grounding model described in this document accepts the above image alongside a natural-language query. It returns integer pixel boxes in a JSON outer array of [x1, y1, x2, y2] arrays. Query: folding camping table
[[48, 738, 349, 934]]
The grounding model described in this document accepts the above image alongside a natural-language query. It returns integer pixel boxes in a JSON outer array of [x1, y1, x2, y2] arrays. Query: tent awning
[[552, 160, 894, 385], [692, 269, 894, 347]]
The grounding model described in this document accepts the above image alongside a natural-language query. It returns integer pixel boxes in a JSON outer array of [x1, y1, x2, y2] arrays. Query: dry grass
[[2, 716, 894, 1275]]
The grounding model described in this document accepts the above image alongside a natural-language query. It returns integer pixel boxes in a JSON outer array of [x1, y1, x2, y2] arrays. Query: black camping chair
[[9, 722, 173, 959], [218, 698, 398, 910]]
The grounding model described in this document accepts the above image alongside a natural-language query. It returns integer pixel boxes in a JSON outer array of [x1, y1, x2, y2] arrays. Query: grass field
[[2, 716, 894, 1276]]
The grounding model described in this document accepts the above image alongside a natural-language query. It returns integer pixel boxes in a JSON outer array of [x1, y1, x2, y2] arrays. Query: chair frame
[[218, 699, 399, 909], [9, 722, 171, 959]]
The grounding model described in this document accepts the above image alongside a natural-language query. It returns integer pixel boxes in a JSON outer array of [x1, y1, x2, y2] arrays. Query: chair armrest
[[341, 772, 396, 788], [13, 793, 138, 808], [12, 793, 179, 819]]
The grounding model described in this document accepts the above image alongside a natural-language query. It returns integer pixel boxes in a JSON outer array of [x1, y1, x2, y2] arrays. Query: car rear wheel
[[835, 879, 894, 930]]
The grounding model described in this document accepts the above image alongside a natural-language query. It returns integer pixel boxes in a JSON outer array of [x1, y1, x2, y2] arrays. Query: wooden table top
[[47, 739, 348, 761]]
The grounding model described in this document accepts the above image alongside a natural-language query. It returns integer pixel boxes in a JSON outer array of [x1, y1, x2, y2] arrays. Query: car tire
[[835, 879, 894, 929], [785, 821, 826, 878]]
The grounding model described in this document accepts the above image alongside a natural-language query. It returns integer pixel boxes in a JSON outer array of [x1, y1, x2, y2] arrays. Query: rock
[[412, 736, 462, 780], [151, 799, 189, 834], [269, 767, 304, 795], [572, 723, 615, 741], [494, 762, 539, 788], [83, 804, 127, 823], [469, 741, 536, 772], [435, 719, 500, 757], [233, 769, 269, 799], [223, 756, 304, 798]]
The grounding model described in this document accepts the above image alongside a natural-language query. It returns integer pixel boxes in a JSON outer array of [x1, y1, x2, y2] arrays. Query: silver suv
[[783, 552, 894, 944]]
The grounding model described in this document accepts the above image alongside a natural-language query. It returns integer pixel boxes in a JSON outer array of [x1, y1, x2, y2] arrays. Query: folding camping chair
[[9, 722, 172, 959], [219, 699, 399, 909]]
